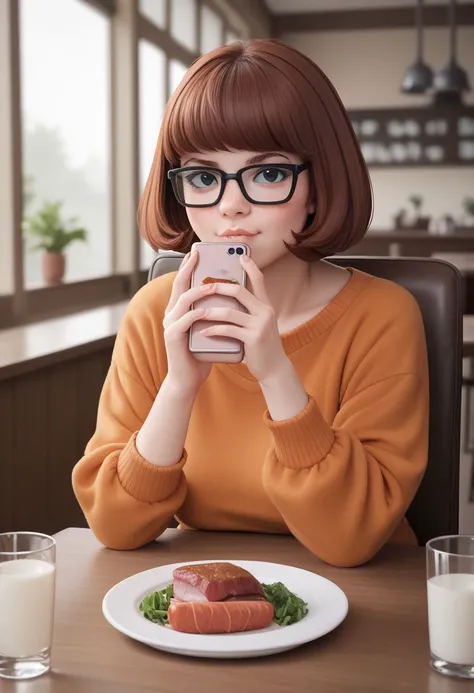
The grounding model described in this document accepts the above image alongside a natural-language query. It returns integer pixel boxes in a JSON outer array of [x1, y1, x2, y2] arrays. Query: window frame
[[1, 0, 244, 329]]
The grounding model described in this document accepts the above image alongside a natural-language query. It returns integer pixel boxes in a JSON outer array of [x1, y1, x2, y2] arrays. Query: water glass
[[0, 532, 56, 680], [427, 535, 474, 679]]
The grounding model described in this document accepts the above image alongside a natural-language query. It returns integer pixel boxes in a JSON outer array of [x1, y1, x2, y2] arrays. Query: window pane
[[225, 30, 240, 44], [171, 0, 196, 52], [139, 0, 166, 29], [170, 59, 188, 95], [20, 0, 111, 288], [139, 40, 166, 269], [201, 5, 223, 54]]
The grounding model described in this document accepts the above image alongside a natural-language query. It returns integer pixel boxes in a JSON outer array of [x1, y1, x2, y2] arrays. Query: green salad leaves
[[261, 582, 308, 626], [139, 584, 174, 624], [139, 581, 308, 627]]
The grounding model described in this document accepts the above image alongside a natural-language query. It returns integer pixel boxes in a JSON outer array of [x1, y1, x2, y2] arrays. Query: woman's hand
[[198, 255, 291, 384], [163, 250, 217, 395]]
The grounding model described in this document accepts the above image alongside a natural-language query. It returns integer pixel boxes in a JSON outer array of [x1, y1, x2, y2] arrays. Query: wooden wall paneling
[[12, 371, 50, 532], [74, 349, 114, 528], [47, 360, 82, 534], [1, 345, 118, 536], [0, 380, 14, 533]]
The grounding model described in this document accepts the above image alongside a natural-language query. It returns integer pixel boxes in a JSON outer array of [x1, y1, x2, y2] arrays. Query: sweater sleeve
[[262, 370, 429, 567], [72, 277, 186, 550]]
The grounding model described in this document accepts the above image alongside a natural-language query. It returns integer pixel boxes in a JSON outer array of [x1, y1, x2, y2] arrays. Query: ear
[[308, 199, 315, 214]]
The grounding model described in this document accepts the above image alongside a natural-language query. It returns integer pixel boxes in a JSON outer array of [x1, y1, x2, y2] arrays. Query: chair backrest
[[149, 252, 463, 545]]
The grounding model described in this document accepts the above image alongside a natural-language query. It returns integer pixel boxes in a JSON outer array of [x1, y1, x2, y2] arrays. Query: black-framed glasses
[[167, 163, 309, 207]]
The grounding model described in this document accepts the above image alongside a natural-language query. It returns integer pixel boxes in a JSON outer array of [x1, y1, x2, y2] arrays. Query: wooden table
[[0, 528, 469, 693]]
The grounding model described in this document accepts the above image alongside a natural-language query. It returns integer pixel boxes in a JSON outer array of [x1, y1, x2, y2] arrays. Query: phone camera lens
[[228, 247, 235, 255], [236, 247, 244, 255]]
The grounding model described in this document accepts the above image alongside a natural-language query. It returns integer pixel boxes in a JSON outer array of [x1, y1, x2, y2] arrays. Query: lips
[[218, 229, 257, 238]]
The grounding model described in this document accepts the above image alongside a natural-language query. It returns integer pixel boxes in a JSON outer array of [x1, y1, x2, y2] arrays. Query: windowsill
[[24, 271, 112, 292], [0, 301, 129, 381]]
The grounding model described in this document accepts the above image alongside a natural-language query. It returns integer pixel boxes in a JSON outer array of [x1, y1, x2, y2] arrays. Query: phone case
[[189, 241, 250, 363]]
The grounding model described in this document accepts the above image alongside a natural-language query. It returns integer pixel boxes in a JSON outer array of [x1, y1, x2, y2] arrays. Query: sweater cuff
[[117, 432, 186, 503], [263, 396, 335, 470]]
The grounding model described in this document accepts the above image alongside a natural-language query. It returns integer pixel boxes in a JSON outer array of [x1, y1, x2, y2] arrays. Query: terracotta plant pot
[[414, 216, 431, 231], [42, 252, 66, 286]]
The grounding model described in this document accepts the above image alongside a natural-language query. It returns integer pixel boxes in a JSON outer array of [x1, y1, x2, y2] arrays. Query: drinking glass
[[427, 535, 474, 679], [0, 532, 56, 680]]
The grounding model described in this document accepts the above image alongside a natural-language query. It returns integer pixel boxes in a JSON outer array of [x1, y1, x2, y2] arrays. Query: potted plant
[[408, 195, 431, 231], [23, 201, 87, 286]]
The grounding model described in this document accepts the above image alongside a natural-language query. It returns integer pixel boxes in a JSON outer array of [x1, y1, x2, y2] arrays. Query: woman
[[72, 39, 429, 567]]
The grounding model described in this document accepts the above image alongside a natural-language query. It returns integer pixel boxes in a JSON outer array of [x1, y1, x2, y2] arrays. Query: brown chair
[[149, 252, 463, 545]]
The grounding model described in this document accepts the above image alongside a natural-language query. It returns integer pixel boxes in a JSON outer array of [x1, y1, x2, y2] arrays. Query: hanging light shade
[[433, 0, 471, 95], [401, 0, 433, 94]]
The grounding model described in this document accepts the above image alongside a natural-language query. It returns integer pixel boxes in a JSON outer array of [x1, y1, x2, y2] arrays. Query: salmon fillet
[[168, 600, 274, 634], [173, 562, 265, 602]]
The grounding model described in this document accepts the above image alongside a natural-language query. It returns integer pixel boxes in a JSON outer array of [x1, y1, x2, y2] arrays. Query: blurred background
[[0, 0, 473, 537]]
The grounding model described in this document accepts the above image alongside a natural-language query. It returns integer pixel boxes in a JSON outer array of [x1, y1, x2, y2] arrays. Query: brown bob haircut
[[139, 39, 373, 261]]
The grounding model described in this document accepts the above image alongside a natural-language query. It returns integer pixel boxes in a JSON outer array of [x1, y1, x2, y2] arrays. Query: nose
[[218, 179, 251, 218]]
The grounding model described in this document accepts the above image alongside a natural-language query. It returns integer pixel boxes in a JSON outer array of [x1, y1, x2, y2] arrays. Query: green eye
[[253, 167, 289, 184], [185, 171, 219, 189]]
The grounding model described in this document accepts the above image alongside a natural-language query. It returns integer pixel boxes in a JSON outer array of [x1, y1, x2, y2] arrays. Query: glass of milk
[[427, 535, 474, 679], [0, 532, 56, 680]]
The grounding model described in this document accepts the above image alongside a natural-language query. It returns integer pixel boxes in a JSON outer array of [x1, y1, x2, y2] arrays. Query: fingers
[[165, 308, 206, 340], [167, 250, 198, 313], [199, 307, 252, 327], [199, 324, 243, 340], [240, 255, 270, 304], [164, 283, 217, 327], [211, 281, 264, 315]]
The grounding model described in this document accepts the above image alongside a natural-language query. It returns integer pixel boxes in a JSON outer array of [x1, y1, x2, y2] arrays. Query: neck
[[258, 252, 350, 329], [259, 252, 313, 321]]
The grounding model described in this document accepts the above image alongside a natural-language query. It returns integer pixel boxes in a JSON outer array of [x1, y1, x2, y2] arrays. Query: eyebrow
[[181, 152, 291, 167]]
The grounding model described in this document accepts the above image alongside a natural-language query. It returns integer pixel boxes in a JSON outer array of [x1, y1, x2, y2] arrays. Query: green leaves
[[139, 584, 174, 625], [23, 200, 88, 253], [261, 582, 308, 626]]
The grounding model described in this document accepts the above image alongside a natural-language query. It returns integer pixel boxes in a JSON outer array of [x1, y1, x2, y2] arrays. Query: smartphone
[[189, 241, 250, 363]]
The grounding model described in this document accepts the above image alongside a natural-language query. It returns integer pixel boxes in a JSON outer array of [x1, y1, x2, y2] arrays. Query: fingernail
[[241, 254, 250, 262], [200, 283, 215, 292]]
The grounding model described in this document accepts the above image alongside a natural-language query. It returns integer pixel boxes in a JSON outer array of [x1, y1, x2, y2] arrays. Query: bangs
[[162, 46, 314, 163]]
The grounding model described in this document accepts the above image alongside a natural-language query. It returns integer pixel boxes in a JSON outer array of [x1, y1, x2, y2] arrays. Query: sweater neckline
[[215, 268, 373, 391]]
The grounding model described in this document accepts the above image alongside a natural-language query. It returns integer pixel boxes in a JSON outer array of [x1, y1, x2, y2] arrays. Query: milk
[[427, 573, 474, 665], [0, 559, 56, 658]]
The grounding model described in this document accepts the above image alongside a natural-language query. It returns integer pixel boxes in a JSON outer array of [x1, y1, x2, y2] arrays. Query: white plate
[[102, 559, 348, 659]]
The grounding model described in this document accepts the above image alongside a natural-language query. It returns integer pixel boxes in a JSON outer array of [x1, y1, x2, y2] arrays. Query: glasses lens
[[174, 169, 222, 206], [242, 166, 294, 203]]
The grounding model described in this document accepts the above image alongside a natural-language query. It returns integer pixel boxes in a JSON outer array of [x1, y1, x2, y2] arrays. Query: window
[[170, 59, 188, 94], [20, 0, 111, 288], [0, 0, 252, 328], [139, 40, 166, 269], [170, 0, 197, 52], [201, 5, 223, 54], [139, 0, 166, 29]]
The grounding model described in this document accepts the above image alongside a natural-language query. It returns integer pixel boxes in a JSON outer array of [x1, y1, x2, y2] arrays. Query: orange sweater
[[72, 268, 429, 567]]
